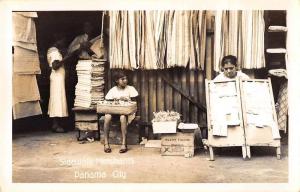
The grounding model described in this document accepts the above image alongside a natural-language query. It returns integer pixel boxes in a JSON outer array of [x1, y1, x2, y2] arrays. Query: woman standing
[[47, 34, 69, 133]]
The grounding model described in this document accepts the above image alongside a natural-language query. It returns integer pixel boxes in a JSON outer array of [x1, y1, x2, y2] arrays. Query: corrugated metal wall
[[105, 68, 207, 125]]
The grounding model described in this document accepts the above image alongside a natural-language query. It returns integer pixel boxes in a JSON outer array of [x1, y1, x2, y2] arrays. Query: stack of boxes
[[151, 111, 198, 158], [73, 58, 106, 140], [74, 58, 105, 108]]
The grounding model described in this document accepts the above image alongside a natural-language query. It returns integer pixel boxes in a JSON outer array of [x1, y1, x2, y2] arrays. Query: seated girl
[[103, 71, 138, 153]]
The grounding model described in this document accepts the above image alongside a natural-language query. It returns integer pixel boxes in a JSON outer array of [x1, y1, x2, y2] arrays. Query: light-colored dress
[[47, 47, 68, 117]]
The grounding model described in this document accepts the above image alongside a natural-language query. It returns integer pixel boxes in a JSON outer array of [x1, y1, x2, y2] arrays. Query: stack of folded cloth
[[74, 58, 105, 108]]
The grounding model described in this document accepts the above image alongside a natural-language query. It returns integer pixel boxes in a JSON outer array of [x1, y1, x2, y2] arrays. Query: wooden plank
[[131, 70, 140, 116], [172, 68, 182, 114], [162, 76, 206, 112], [181, 69, 189, 122], [156, 70, 165, 111], [74, 112, 98, 121], [141, 71, 149, 122], [189, 70, 197, 123], [148, 70, 157, 121], [164, 70, 173, 111], [198, 71, 206, 124], [75, 121, 98, 131], [194, 69, 200, 123]]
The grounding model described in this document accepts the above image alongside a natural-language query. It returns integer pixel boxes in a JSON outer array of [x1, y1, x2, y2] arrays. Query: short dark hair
[[113, 71, 127, 82], [221, 55, 237, 67]]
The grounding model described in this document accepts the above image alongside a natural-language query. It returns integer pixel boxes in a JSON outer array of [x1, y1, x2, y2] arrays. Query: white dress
[[47, 47, 68, 117]]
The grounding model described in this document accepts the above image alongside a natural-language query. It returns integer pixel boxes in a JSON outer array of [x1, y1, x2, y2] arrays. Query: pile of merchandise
[[74, 58, 105, 108], [152, 110, 181, 122]]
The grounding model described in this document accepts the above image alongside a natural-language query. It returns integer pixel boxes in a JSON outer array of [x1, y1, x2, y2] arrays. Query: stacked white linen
[[74, 59, 105, 108]]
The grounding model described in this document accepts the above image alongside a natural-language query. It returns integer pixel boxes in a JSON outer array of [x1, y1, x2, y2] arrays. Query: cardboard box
[[152, 121, 177, 134], [161, 132, 195, 157]]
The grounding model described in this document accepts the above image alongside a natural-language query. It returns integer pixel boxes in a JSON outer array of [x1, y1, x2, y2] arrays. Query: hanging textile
[[12, 12, 37, 44], [13, 101, 42, 120], [277, 80, 288, 133], [141, 11, 166, 69], [13, 74, 40, 105], [13, 46, 40, 74], [12, 12, 42, 119], [109, 11, 121, 68], [190, 10, 206, 70], [214, 10, 265, 72], [166, 11, 191, 68], [13, 11, 40, 74], [109, 10, 206, 70]]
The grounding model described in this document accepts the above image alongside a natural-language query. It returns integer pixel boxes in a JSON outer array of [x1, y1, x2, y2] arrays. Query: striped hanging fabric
[[213, 11, 225, 72], [214, 10, 265, 72], [143, 11, 159, 69], [109, 11, 122, 69], [166, 11, 191, 68], [121, 11, 130, 69], [109, 10, 207, 70], [189, 11, 207, 70], [154, 11, 167, 69]]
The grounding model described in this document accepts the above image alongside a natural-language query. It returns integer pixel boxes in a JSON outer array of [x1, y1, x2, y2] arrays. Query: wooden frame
[[205, 79, 247, 160], [205, 78, 281, 160], [239, 78, 281, 159]]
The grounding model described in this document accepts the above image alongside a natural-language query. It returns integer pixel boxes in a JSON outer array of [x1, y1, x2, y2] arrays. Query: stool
[[72, 107, 100, 141]]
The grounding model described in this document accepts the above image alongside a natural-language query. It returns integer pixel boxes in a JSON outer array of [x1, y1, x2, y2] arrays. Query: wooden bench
[[73, 106, 146, 144]]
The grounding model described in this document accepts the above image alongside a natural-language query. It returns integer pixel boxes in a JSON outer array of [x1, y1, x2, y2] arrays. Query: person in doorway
[[103, 71, 139, 153], [214, 55, 249, 81], [47, 33, 69, 133], [68, 21, 95, 59]]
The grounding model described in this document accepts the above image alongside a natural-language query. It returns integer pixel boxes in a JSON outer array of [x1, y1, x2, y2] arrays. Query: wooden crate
[[74, 112, 98, 121], [72, 107, 100, 140], [75, 121, 98, 131], [161, 132, 195, 157]]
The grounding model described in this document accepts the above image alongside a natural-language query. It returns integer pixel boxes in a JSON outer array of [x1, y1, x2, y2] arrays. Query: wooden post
[[242, 146, 247, 159], [276, 147, 281, 160], [246, 145, 251, 159], [209, 146, 214, 161]]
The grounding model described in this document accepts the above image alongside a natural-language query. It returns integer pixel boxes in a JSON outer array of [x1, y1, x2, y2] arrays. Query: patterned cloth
[[109, 11, 206, 70], [277, 80, 288, 133], [214, 10, 265, 72]]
